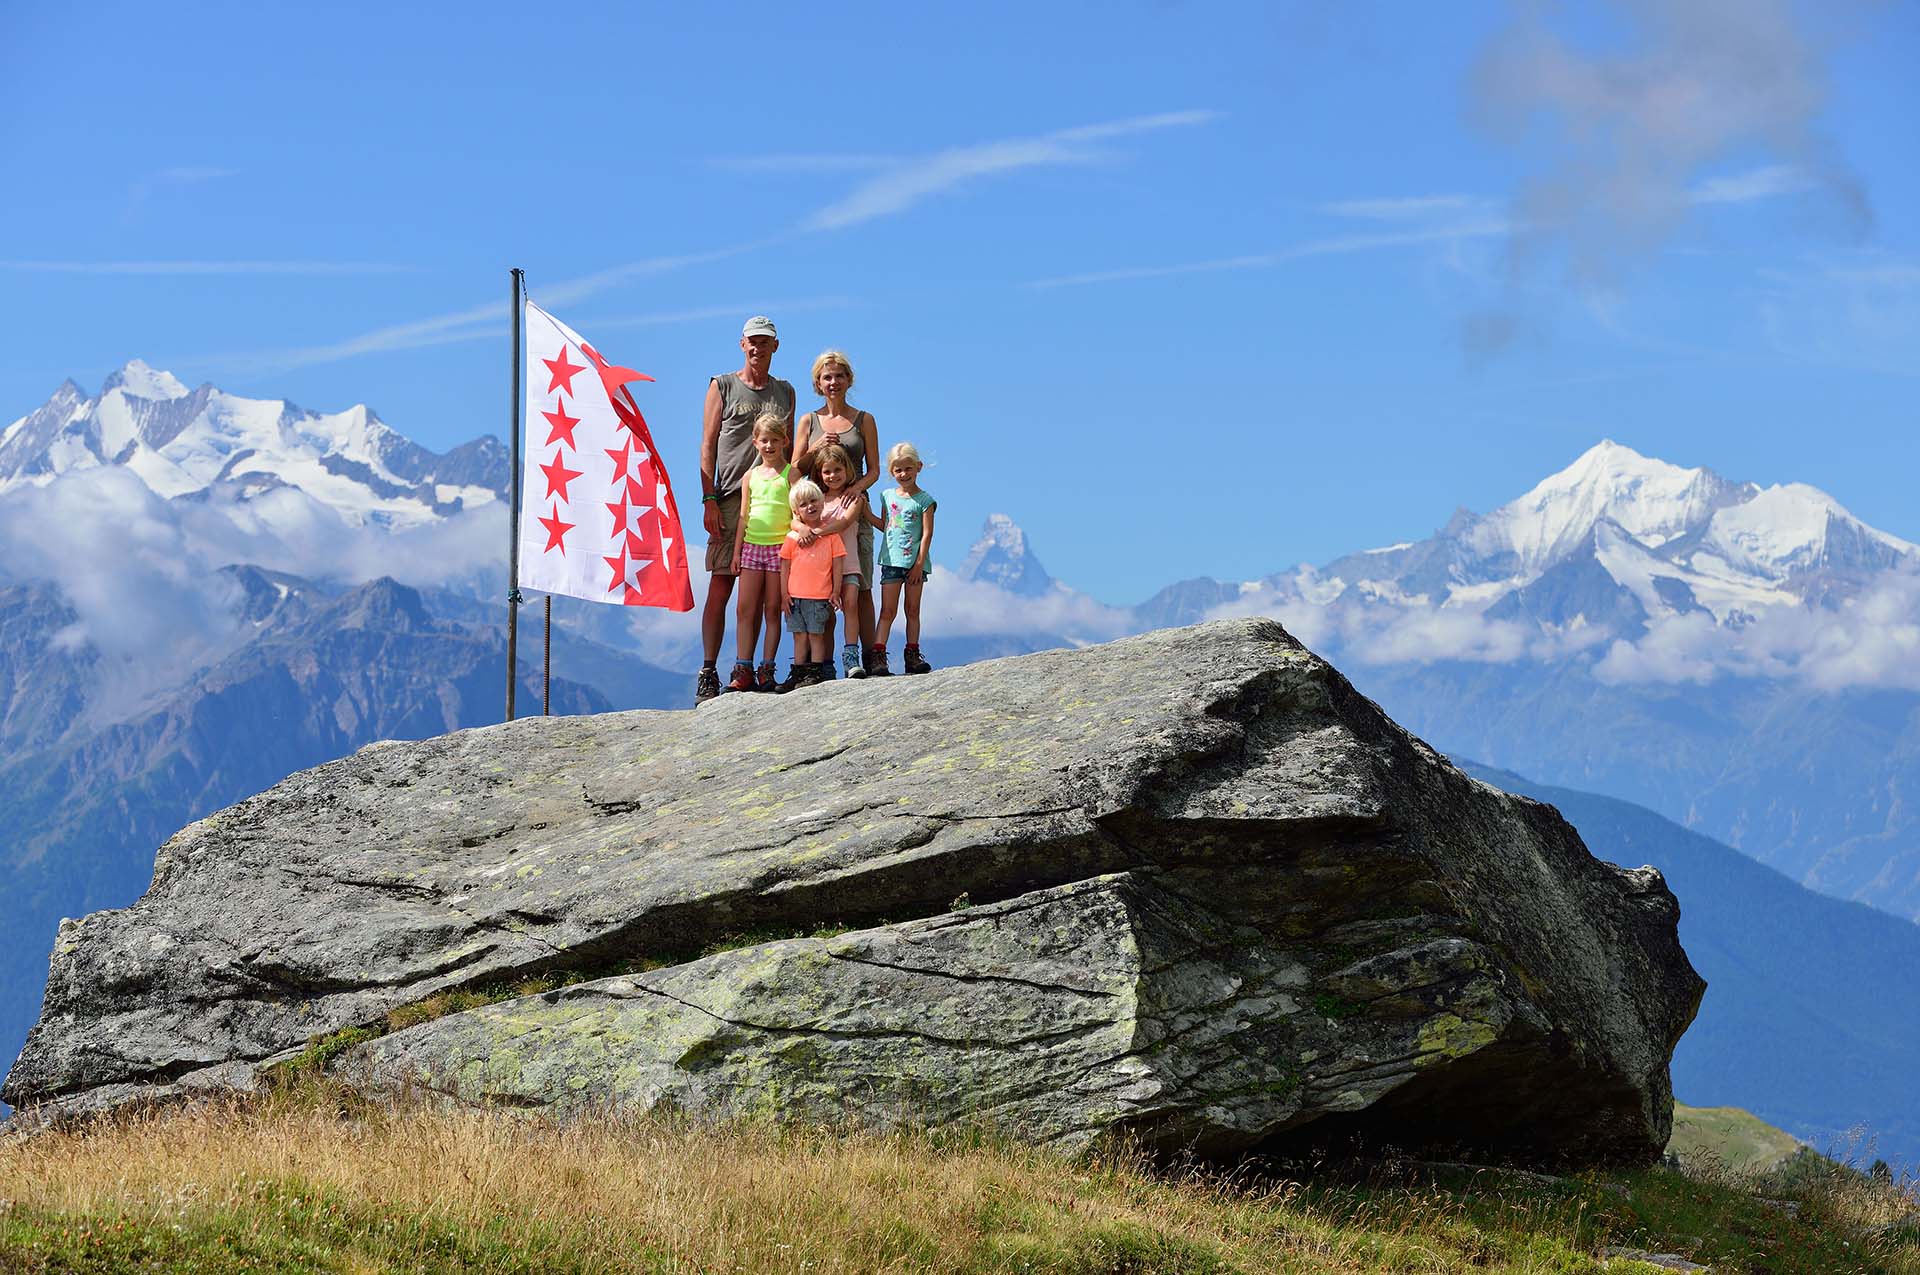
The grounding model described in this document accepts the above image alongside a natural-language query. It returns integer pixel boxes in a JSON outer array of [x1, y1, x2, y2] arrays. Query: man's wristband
[[702, 494, 720, 504]]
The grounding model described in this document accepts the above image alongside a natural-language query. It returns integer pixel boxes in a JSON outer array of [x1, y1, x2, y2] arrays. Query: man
[[696, 316, 796, 701]]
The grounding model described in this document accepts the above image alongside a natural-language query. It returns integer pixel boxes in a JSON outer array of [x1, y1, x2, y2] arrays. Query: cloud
[[1470, 0, 1869, 298], [1323, 195, 1491, 221], [1595, 570, 1920, 690], [124, 165, 240, 218], [803, 110, 1218, 232], [708, 154, 902, 174], [1028, 220, 1510, 289], [1753, 252, 1920, 378], [1, 260, 413, 276]]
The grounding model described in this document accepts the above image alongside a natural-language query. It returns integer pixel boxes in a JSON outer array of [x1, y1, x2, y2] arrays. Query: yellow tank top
[[744, 464, 792, 546]]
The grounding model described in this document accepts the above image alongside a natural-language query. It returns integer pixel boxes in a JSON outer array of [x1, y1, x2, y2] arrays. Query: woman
[[790, 349, 884, 676]]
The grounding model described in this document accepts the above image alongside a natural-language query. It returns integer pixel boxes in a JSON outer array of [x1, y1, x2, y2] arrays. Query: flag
[[517, 300, 693, 611]]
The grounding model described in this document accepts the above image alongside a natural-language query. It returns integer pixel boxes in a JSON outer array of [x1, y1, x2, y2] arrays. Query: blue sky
[[3, 0, 1915, 604]]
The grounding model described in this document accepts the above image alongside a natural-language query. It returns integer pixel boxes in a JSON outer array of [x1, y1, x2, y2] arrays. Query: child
[[777, 478, 846, 690], [874, 441, 937, 675], [806, 442, 887, 679], [727, 412, 792, 692]]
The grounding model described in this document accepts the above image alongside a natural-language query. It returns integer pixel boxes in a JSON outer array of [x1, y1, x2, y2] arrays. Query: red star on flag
[[540, 452, 584, 502], [542, 403, 581, 450], [544, 346, 586, 398], [538, 504, 574, 554], [602, 547, 628, 596]]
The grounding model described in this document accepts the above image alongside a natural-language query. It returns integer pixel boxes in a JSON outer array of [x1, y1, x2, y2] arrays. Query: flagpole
[[506, 267, 525, 721], [543, 594, 552, 715]]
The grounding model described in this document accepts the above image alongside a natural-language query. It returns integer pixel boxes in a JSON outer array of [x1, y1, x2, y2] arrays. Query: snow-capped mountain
[[0, 359, 505, 529], [955, 512, 1058, 597], [1148, 440, 1920, 640]]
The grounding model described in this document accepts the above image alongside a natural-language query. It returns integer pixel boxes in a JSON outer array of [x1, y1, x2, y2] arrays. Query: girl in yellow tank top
[[727, 413, 792, 691]]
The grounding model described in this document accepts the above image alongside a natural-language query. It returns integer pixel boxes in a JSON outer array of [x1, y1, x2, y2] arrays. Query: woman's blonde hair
[[811, 350, 855, 394], [803, 441, 854, 487], [752, 410, 789, 440], [788, 477, 825, 510], [887, 441, 923, 470]]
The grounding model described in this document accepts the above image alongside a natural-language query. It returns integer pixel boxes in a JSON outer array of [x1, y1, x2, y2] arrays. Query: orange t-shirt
[[779, 530, 846, 599]]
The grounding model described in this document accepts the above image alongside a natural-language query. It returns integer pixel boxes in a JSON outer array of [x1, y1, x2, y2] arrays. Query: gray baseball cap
[[741, 315, 777, 339]]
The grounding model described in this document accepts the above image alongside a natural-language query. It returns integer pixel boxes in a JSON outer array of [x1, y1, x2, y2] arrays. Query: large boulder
[[3, 619, 1704, 1163]]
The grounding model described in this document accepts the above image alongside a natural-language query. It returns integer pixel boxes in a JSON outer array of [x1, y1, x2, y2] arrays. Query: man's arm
[[700, 380, 724, 537], [731, 477, 752, 572]]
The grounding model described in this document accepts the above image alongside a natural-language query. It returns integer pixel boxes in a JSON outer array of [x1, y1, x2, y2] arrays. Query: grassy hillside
[[1670, 1103, 1807, 1174], [1, 1091, 1916, 1274]]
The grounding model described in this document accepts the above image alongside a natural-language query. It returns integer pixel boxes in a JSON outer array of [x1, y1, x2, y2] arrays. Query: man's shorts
[[880, 563, 931, 585], [705, 494, 741, 576], [789, 596, 834, 633]]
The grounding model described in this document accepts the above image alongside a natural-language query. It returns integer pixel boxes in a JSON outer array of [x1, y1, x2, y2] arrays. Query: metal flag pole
[[543, 594, 552, 715], [506, 267, 525, 721]]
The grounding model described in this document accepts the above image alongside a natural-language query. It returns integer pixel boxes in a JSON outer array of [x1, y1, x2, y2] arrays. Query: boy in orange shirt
[[777, 478, 846, 691]]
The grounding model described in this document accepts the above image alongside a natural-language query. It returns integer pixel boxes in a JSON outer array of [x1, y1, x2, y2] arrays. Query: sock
[[701, 661, 716, 671], [842, 642, 859, 660], [905, 644, 921, 653]]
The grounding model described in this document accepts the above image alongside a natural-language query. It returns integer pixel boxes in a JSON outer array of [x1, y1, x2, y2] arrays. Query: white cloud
[[1323, 195, 1490, 221], [804, 110, 1218, 232], [1028, 220, 1511, 289], [0, 260, 413, 276]]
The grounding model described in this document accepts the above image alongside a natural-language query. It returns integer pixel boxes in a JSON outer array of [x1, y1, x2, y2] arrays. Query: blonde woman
[[790, 349, 883, 676]]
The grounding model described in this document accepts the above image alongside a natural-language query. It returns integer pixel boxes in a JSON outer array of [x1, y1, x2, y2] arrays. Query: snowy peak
[[0, 363, 507, 531], [101, 359, 190, 402], [1471, 440, 1752, 572], [958, 513, 1056, 597]]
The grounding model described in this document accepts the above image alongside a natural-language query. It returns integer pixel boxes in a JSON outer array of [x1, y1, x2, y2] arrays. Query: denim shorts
[[788, 596, 834, 633], [880, 563, 930, 585]]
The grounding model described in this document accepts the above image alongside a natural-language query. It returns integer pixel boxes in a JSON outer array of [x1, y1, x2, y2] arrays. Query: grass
[[1667, 1102, 1805, 1175], [2, 1090, 1917, 1274]]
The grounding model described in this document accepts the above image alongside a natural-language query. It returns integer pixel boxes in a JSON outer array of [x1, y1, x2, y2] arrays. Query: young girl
[[874, 441, 937, 675], [727, 412, 792, 692], [806, 442, 887, 678]]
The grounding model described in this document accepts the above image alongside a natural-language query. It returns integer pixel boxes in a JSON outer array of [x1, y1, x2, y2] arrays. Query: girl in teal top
[[727, 413, 792, 691], [875, 441, 937, 675]]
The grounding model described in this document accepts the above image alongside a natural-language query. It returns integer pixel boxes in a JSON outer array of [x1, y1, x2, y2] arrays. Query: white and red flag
[[517, 300, 693, 612]]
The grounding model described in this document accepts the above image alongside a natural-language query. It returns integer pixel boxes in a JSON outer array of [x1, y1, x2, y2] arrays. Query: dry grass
[[2, 1092, 1917, 1274]]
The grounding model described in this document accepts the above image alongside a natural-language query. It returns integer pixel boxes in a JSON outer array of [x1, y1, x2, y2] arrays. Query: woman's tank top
[[744, 464, 792, 546]]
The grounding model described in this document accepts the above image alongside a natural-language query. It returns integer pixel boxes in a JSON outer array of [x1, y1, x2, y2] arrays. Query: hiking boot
[[774, 665, 811, 694], [755, 661, 777, 692], [695, 665, 721, 702], [804, 662, 835, 687], [725, 661, 757, 693], [904, 647, 933, 675], [865, 647, 892, 677], [841, 646, 867, 679]]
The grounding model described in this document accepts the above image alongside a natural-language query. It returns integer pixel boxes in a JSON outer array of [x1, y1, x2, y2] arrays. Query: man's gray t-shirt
[[711, 373, 796, 499]]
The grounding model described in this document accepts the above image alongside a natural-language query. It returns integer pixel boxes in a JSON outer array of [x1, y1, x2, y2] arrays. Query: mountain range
[[3, 360, 1919, 1156]]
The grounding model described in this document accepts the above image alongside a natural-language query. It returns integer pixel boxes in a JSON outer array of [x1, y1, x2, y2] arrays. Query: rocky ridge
[[4, 620, 1704, 1164]]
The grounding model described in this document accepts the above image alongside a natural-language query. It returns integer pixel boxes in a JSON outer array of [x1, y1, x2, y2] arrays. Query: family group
[[694, 316, 936, 701]]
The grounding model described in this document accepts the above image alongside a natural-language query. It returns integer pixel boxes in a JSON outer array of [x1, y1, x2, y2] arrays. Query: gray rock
[[3, 619, 1704, 1164]]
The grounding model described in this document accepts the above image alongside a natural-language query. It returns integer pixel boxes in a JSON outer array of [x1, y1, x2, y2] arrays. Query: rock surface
[[4, 619, 1704, 1164]]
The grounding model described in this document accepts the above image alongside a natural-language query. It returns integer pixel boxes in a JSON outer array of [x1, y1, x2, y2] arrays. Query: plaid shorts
[[738, 541, 781, 573]]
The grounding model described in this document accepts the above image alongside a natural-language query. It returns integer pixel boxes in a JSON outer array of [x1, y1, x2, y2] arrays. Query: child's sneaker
[[725, 661, 757, 693], [865, 647, 892, 677], [904, 646, 932, 675], [755, 661, 777, 692], [841, 645, 866, 679]]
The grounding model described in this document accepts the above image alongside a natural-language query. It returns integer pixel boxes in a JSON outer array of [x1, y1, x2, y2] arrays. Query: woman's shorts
[[880, 563, 931, 585], [738, 541, 781, 573], [789, 596, 834, 633]]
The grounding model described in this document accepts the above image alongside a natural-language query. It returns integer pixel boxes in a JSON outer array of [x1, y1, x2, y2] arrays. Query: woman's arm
[[853, 411, 881, 496], [788, 413, 813, 470], [911, 506, 935, 583]]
